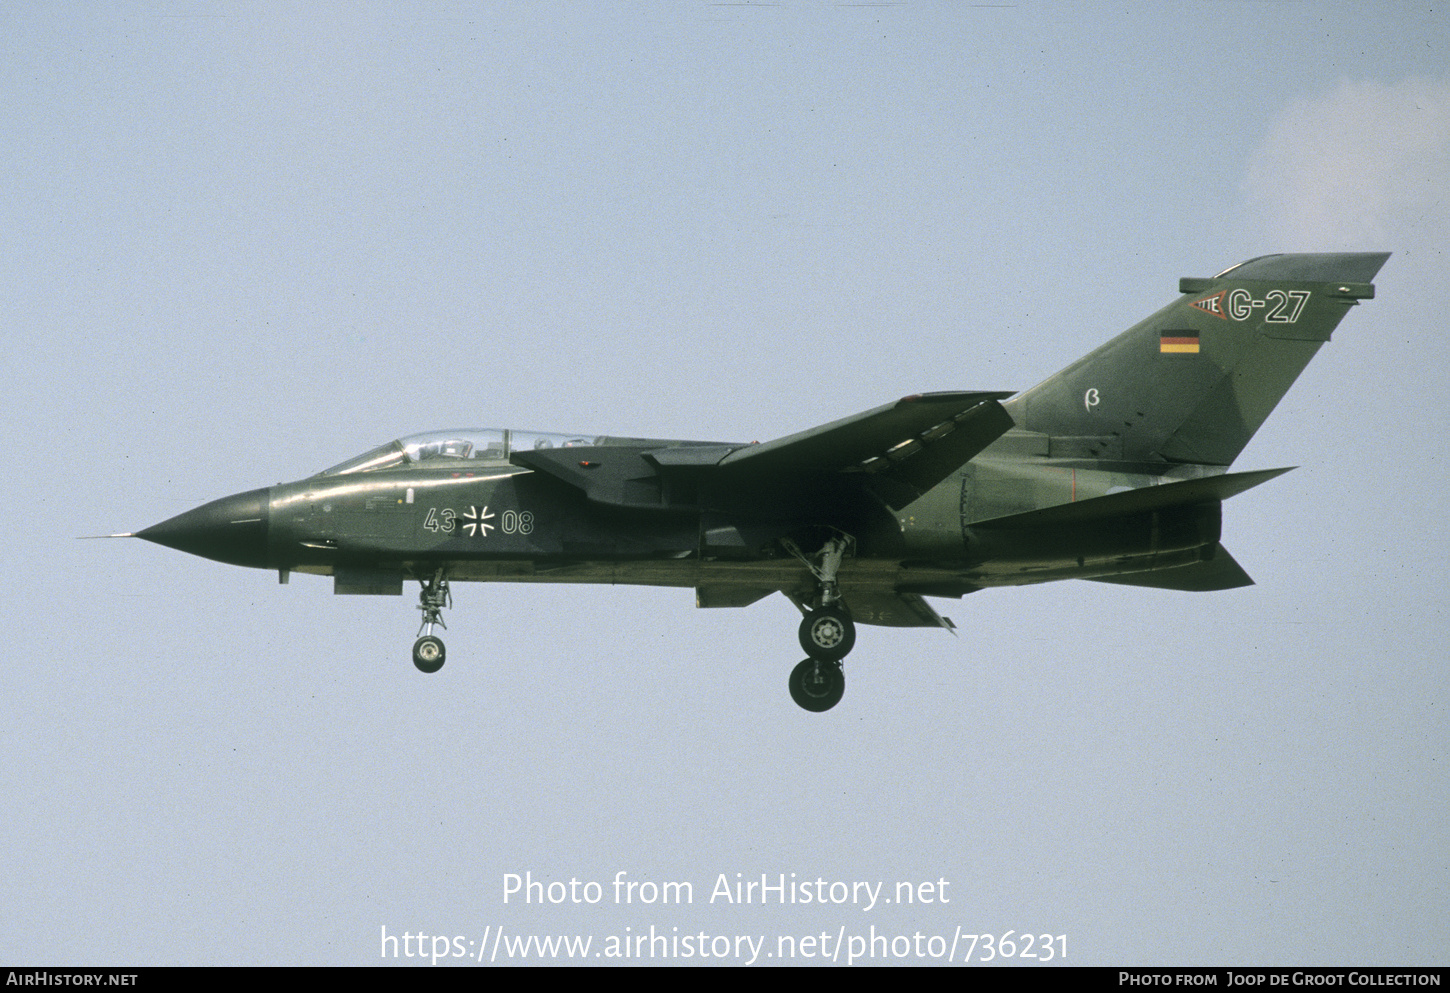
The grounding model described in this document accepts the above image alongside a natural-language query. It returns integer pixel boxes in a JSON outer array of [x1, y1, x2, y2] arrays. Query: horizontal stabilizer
[[974, 466, 1293, 529], [1088, 544, 1254, 591]]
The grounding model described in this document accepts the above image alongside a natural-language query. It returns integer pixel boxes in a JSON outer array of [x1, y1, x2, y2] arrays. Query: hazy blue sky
[[4, 1, 1446, 966]]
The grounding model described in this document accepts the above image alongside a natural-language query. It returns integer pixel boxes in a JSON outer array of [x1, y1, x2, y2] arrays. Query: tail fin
[[1004, 253, 1390, 465]]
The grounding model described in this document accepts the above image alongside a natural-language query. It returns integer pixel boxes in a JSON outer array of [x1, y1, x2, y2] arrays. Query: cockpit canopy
[[317, 429, 606, 476]]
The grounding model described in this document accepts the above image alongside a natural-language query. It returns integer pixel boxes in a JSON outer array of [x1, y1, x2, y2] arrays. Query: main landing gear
[[412, 569, 451, 673], [783, 534, 857, 713]]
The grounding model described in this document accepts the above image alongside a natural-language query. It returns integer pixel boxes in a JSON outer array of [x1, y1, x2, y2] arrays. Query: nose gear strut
[[412, 569, 451, 673]]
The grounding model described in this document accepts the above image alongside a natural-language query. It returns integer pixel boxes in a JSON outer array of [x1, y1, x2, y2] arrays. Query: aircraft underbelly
[[424, 556, 959, 592]]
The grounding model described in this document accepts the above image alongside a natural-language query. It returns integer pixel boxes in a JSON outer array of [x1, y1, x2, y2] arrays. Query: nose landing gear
[[412, 569, 450, 673]]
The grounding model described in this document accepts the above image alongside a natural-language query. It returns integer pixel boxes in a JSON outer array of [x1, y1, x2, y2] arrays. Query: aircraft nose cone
[[138, 487, 271, 568]]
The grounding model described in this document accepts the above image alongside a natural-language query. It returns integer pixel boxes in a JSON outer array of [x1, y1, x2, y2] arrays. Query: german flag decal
[[1160, 333, 1200, 354]]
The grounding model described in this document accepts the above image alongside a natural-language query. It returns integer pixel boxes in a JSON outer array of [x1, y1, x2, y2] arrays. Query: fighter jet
[[125, 252, 1388, 711]]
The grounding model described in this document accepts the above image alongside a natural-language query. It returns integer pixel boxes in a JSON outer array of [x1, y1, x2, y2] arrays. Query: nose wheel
[[413, 635, 445, 673], [413, 570, 451, 673]]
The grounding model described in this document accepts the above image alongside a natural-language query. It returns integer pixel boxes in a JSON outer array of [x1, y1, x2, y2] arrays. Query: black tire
[[798, 606, 856, 661], [789, 657, 845, 712], [412, 635, 446, 673]]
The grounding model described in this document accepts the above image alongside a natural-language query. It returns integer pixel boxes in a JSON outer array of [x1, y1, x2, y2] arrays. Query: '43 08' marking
[[423, 506, 534, 537]]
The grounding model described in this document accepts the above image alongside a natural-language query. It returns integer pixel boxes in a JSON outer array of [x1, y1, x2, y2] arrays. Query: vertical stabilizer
[[1003, 253, 1389, 465]]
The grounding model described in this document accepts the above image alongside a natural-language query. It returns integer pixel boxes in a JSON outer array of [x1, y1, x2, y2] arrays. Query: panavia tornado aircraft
[[125, 252, 1388, 711]]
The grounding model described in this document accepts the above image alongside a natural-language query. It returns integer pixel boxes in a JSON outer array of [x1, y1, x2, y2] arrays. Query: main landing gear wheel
[[789, 658, 845, 712], [412, 635, 445, 673], [798, 605, 855, 662]]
